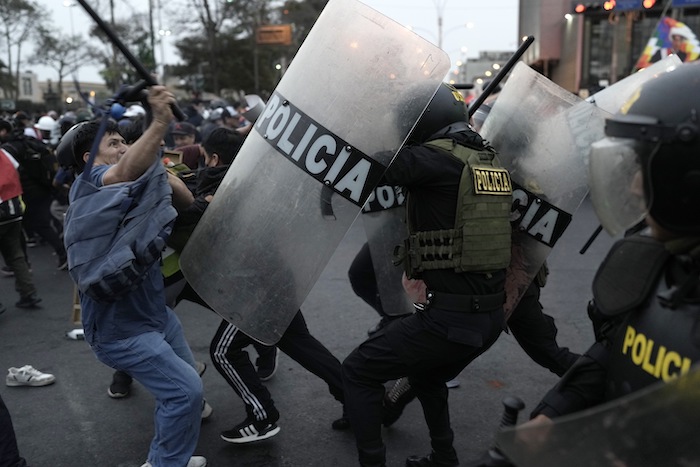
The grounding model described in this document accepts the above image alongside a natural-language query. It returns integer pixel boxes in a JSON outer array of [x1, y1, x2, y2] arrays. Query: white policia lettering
[[510, 187, 570, 247], [363, 185, 405, 212], [256, 93, 376, 204]]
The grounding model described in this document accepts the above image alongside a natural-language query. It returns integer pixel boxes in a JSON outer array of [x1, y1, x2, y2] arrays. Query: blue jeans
[[92, 308, 202, 467]]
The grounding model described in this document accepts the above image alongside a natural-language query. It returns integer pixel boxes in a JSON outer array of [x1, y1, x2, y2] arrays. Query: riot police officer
[[342, 83, 512, 467], [517, 61, 700, 462]]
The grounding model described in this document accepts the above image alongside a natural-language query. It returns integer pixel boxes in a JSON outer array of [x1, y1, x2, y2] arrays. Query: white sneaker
[[140, 456, 206, 467], [201, 399, 213, 419], [187, 457, 207, 467], [6, 365, 56, 387]]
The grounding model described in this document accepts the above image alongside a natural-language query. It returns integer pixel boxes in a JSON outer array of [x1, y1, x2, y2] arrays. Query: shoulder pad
[[593, 234, 670, 317]]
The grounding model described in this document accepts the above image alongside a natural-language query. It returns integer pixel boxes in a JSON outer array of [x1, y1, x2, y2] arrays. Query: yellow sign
[[256, 25, 293, 46]]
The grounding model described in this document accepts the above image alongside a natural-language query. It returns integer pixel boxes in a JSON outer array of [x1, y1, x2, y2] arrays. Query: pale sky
[[30, 0, 519, 84]]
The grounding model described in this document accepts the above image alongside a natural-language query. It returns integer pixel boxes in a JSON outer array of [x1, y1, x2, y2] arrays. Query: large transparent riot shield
[[496, 365, 700, 466], [361, 184, 414, 316], [480, 62, 608, 318], [180, 0, 450, 344], [585, 55, 682, 114]]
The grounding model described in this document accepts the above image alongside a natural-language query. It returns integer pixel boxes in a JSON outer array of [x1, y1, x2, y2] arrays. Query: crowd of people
[[1, 60, 699, 467]]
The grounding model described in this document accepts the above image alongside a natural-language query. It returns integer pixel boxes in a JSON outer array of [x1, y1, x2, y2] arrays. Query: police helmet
[[589, 61, 700, 235], [408, 83, 468, 144]]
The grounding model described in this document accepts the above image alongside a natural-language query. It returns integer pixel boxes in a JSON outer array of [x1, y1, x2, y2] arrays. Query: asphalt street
[[0, 196, 615, 467]]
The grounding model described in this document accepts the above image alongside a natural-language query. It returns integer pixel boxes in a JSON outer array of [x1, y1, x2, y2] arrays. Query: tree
[[28, 28, 92, 104], [0, 0, 44, 101], [0, 58, 15, 98], [88, 12, 156, 93]]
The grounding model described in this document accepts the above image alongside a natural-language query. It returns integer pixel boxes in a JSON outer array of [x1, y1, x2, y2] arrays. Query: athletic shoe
[[195, 361, 207, 376], [186, 457, 207, 467], [256, 346, 279, 382], [15, 294, 41, 309], [445, 379, 460, 389], [221, 414, 280, 444], [202, 399, 213, 419], [108, 371, 132, 398], [0, 265, 31, 277], [6, 365, 56, 387], [141, 456, 207, 467]]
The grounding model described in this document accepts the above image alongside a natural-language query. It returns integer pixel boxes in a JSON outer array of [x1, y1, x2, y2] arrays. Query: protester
[[62, 86, 206, 467]]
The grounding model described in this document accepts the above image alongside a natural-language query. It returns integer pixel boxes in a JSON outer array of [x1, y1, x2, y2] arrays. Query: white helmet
[[35, 115, 57, 131]]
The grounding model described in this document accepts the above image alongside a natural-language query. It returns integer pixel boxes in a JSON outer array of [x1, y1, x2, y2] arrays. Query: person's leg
[[508, 282, 580, 377], [342, 330, 411, 467], [408, 376, 458, 466], [93, 312, 202, 466], [0, 222, 39, 304], [210, 319, 277, 422], [22, 194, 65, 264], [252, 342, 278, 381], [0, 393, 28, 467], [277, 310, 344, 403], [210, 319, 280, 443]]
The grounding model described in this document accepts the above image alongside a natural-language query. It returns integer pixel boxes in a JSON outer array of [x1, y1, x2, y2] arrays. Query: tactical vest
[[592, 235, 700, 400], [398, 138, 512, 278]]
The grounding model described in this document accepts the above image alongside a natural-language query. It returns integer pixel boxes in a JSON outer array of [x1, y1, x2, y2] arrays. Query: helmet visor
[[589, 137, 650, 236]]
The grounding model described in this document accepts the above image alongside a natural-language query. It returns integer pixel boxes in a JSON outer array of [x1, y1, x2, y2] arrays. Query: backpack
[[2, 135, 56, 189]]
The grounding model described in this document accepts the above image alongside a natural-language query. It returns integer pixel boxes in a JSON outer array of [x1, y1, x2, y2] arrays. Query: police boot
[[406, 450, 458, 467], [359, 443, 386, 467]]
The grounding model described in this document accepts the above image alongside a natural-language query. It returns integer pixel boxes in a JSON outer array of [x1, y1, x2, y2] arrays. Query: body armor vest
[[399, 138, 512, 278], [593, 236, 700, 400]]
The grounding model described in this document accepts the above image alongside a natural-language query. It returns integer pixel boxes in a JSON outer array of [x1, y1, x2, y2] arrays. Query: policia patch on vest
[[472, 167, 512, 195], [255, 91, 385, 208]]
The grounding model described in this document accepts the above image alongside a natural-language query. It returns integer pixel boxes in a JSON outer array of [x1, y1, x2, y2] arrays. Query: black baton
[[468, 35, 535, 118], [75, 0, 186, 121]]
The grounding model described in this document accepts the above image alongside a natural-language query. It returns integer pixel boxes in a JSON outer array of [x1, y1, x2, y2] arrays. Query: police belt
[[425, 290, 505, 313]]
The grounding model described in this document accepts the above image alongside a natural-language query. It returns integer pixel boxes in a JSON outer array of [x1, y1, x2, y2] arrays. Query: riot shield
[[361, 184, 415, 316], [585, 55, 682, 113], [480, 62, 608, 319], [496, 366, 700, 466], [180, 0, 450, 344]]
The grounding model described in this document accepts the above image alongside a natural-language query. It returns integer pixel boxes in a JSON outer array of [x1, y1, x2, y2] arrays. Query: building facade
[[518, 0, 700, 97]]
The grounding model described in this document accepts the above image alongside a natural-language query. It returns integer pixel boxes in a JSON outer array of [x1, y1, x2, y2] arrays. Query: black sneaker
[[108, 371, 133, 398], [256, 346, 279, 382], [221, 414, 280, 444], [15, 294, 42, 309]]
